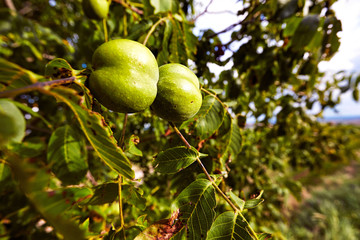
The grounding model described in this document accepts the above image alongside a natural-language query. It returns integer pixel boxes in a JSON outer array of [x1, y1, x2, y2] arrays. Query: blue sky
[[193, 0, 360, 118]]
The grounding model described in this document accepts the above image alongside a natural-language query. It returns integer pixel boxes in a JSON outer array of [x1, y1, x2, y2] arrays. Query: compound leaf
[[85, 182, 118, 205], [176, 179, 216, 239], [46, 88, 134, 179], [220, 118, 243, 166], [150, 0, 178, 13], [8, 155, 86, 240], [154, 146, 199, 174], [0, 58, 44, 92], [47, 125, 88, 185], [182, 94, 225, 140], [207, 211, 255, 240]]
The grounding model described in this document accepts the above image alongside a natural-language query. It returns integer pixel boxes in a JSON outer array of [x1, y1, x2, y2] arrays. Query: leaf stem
[[113, 0, 144, 15], [143, 17, 168, 46], [0, 76, 76, 98], [170, 122, 259, 240], [103, 18, 108, 42], [117, 175, 126, 239], [169, 122, 191, 149], [201, 87, 228, 110]]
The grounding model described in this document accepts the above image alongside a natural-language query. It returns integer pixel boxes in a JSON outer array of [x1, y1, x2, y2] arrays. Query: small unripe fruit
[[151, 63, 202, 122], [82, 0, 111, 20], [89, 39, 159, 113]]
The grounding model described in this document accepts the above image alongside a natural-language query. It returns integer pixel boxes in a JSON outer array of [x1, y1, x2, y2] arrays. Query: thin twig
[[206, 9, 261, 39], [0, 77, 76, 98], [86, 171, 98, 186], [4, 0, 16, 12], [118, 112, 128, 237], [201, 88, 228, 110], [143, 17, 168, 46], [169, 122, 191, 149], [192, 0, 214, 22], [117, 175, 126, 239], [113, 0, 143, 15]]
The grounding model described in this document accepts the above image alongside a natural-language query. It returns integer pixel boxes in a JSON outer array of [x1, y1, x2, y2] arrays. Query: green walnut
[[89, 39, 159, 113], [0, 99, 26, 147], [151, 63, 202, 122], [82, 0, 111, 20]]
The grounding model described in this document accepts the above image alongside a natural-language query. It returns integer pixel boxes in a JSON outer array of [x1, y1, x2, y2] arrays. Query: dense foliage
[[0, 0, 359, 239]]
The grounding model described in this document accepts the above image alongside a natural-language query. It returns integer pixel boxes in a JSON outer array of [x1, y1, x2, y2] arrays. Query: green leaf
[[135, 210, 184, 240], [207, 211, 255, 240], [154, 146, 199, 174], [244, 199, 264, 209], [353, 88, 359, 101], [157, 19, 173, 66], [21, 39, 43, 60], [220, 119, 243, 166], [127, 135, 143, 157], [46, 88, 134, 179], [258, 233, 272, 240], [128, 20, 153, 40], [47, 125, 88, 185], [182, 20, 197, 60], [45, 58, 76, 79], [10, 137, 46, 158], [0, 99, 26, 146], [123, 184, 147, 211], [150, 0, 179, 13], [169, 19, 187, 64], [85, 182, 118, 205], [85, 182, 144, 209], [291, 15, 320, 50], [0, 162, 11, 185], [181, 94, 226, 139], [228, 191, 245, 211], [176, 179, 216, 239], [283, 17, 302, 37], [44, 58, 87, 83], [12, 100, 53, 129], [0, 58, 44, 91], [8, 155, 86, 240]]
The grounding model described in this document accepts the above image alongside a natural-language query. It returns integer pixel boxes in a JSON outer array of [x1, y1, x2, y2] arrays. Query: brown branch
[[86, 171, 98, 186], [169, 122, 191, 149], [5, 0, 16, 12], [192, 0, 214, 22], [112, 0, 143, 15], [205, 8, 261, 39], [0, 77, 76, 99]]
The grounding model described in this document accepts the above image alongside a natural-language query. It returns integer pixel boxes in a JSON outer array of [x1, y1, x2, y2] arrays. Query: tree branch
[[192, 0, 214, 22], [5, 0, 16, 13], [0, 77, 77, 99], [143, 17, 168, 46], [112, 0, 143, 15]]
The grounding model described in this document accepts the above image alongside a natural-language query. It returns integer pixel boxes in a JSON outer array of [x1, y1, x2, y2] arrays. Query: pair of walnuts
[[82, 0, 202, 122], [89, 39, 202, 122]]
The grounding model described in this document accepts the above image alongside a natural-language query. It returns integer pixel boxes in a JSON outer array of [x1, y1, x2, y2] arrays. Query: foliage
[[278, 162, 360, 240], [0, 0, 360, 239]]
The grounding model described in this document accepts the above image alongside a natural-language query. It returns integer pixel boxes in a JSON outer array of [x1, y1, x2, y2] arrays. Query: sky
[[193, 0, 360, 118]]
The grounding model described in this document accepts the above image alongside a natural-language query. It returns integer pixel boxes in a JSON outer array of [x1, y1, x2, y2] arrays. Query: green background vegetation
[[0, 0, 359, 239]]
